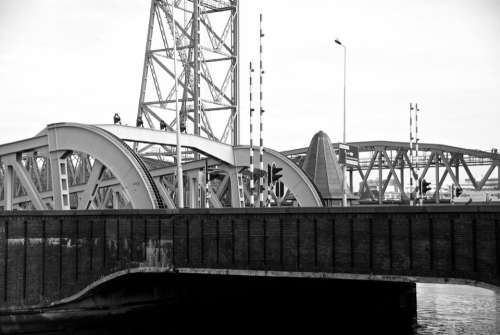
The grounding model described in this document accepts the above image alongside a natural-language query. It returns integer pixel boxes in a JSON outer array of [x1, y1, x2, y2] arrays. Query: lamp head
[[334, 39, 342, 45]]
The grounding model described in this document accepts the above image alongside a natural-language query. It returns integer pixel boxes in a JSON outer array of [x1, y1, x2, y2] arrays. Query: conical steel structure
[[302, 131, 345, 205]]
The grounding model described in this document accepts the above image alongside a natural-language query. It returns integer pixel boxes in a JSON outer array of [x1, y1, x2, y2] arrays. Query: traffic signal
[[271, 164, 283, 183], [421, 179, 431, 195], [275, 181, 285, 198], [267, 164, 272, 186], [455, 186, 463, 197]]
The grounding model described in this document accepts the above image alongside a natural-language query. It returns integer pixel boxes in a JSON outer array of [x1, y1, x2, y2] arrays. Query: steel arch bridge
[[0, 123, 498, 210], [0, 123, 322, 211]]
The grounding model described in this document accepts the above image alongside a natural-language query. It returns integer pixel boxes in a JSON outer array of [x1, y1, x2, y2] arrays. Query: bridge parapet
[[0, 206, 499, 310]]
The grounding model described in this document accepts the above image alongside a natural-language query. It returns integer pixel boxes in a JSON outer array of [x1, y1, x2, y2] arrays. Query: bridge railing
[[0, 206, 499, 309]]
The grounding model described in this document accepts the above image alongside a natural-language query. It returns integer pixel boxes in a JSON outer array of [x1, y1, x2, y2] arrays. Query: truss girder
[[284, 140, 500, 203], [137, 0, 239, 145]]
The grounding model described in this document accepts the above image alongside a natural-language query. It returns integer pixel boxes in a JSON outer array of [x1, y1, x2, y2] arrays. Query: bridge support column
[[227, 168, 242, 208], [3, 165, 13, 210], [188, 172, 198, 208], [49, 151, 71, 210]]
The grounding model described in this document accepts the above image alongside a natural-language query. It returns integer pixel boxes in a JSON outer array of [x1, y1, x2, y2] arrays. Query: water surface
[[417, 283, 500, 334]]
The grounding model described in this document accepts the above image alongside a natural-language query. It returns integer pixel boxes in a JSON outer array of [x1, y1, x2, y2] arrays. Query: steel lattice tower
[[137, 0, 240, 145]]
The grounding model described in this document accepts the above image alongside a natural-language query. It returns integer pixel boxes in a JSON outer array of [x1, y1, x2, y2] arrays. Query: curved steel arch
[[97, 124, 235, 165], [234, 146, 323, 207], [46, 123, 164, 209]]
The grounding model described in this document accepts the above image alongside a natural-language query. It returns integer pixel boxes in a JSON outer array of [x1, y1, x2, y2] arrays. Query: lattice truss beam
[[354, 150, 499, 202], [0, 152, 129, 210], [137, 0, 239, 146], [285, 142, 500, 203], [0, 150, 296, 210]]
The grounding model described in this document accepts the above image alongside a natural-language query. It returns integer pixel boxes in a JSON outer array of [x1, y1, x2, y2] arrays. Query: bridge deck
[[0, 206, 499, 310]]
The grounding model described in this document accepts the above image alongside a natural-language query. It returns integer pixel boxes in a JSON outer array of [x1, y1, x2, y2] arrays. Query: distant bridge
[[0, 206, 498, 310], [284, 141, 500, 204]]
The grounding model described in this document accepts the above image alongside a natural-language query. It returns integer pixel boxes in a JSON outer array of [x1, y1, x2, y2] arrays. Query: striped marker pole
[[194, 0, 202, 137], [249, 62, 255, 207], [415, 103, 422, 205], [409, 103, 414, 205], [415, 103, 419, 171], [205, 159, 210, 208], [259, 14, 265, 208]]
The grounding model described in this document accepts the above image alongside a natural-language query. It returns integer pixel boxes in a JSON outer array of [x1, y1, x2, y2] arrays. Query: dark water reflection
[[417, 283, 500, 334]]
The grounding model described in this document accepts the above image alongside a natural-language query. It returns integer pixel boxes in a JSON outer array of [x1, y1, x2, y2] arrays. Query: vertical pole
[[249, 62, 255, 207], [378, 152, 383, 205], [416, 103, 422, 206], [205, 159, 210, 208], [4, 165, 13, 210], [342, 44, 347, 207], [135, 0, 156, 151], [197, 170, 202, 208], [259, 13, 265, 208], [435, 153, 440, 204], [400, 159, 405, 200], [193, 0, 201, 138], [137, 0, 156, 127], [173, 5, 184, 208], [232, 0, 240, 145], [409, 103, 414, 206]]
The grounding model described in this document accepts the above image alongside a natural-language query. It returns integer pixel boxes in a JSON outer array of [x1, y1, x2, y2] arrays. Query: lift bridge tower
[[137, 0, 240, 147]]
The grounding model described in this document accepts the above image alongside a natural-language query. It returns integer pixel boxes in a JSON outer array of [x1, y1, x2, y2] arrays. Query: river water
[[416, 283, 500, 334]]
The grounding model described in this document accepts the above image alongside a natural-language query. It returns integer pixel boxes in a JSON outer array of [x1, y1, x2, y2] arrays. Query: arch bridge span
[[0, 123, 322, 210]]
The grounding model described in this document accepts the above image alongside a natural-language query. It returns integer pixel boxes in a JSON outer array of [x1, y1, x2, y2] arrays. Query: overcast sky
[[0, 0, 499, 153]]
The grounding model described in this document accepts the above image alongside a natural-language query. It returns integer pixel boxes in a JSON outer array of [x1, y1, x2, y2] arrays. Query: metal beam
[[381, 151, 406, 200], [4, 155, 46, 210], [478, 163, 497, 190], [77, 160, 106, 210], [440, 153, 460, 186], [359, 151, 378, 198], [460, 155, 479, 190], [154, 177, 176, 209], [356, 167, 375, 201], [97, 124, 235, 165]]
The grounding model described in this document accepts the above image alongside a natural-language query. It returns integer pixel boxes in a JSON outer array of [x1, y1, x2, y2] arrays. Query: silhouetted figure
[[113, 113, 121, 125], [136, 116, 144, 128]]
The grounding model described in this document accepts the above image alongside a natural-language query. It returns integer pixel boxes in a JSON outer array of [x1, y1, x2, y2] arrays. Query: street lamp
[[334, 38, 347, 207]]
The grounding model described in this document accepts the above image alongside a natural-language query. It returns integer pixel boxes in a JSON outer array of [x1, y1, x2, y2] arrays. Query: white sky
[[0, 0, 499, 153]]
